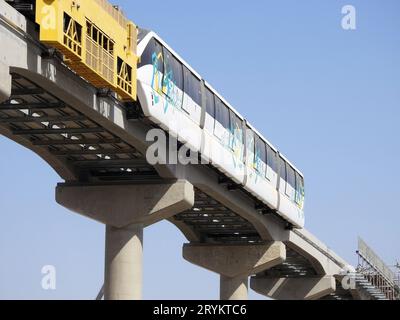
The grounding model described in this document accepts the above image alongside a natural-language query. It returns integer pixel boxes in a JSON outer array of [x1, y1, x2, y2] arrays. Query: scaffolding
[[356, 237, 399, 300], [392, 262, 400, 299]]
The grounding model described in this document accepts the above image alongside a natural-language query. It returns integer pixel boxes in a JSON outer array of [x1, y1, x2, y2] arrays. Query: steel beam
[[0, 115, 87, 123], [50, 148, 136, 156], [11, 88, 46, 96], [13, 127, 104, 135], [32, 138, 122, 146], [0, 102, 65, 110]]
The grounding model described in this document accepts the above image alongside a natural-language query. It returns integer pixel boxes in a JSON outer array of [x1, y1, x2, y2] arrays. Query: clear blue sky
[[0, 0, 399, 299]]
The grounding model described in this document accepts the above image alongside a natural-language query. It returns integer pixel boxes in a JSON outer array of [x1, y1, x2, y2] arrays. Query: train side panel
[[137, 39, 202, 152], [244, 128, 279, 212], [202, 113, 246, 184], [277, 195, 305, 228]]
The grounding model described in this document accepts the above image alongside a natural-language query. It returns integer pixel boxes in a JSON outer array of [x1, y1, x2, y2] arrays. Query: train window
[[267, 145, 278, 174], [279, 157, 287, 194], [295, 173, 304, 205], [287, 165, 296, 197], [215, 97, 230, 129], [230, 111, 244, 157], [205, 88, 215, 117], [246, 127, 255, 165], [255, 135, 267, 174], [230, 112, 243, 141], [163, 48, 184, 99], [299, 175, 305, 193], [183, 67, 201, 106], [138, 38, 163, 73]]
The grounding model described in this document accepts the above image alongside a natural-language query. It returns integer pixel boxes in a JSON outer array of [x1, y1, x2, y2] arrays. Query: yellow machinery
[[35, 0, 137, 101]]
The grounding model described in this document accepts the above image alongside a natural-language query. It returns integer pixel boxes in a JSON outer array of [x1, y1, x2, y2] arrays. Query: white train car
[[136, 30, 305, 228], [244, 123, 279, 216], [136, 32, 202, 153], [276, 155, 305, 227], [202, 82, 246, 184]]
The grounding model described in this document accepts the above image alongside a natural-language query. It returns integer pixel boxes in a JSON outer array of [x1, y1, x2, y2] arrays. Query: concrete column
[[183, 242, 286, 300], [56, 181, 194, 300], [104, 224, 143, 300], [220, 275, 248, 300], [0, 62, 11, 103]]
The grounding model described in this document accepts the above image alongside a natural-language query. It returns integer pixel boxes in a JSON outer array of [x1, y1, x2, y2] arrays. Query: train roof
[[140, 31, 202, 80], [244, 123, 303, 177], [138, 29, 304, 178], [203, 81, 244, 120]]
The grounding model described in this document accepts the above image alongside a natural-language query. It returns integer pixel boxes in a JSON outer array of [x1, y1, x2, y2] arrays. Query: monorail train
[[6, 0, 305, 228], [136, 30, 305, 228]]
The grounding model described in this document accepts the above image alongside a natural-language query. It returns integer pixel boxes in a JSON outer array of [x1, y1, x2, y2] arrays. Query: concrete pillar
[[56, 181, 194, 300], [220, 275, 248, 300], [250, 275, 336, 300], [104, 224, 143, 300], [0, 62, 11, 103], [183, 242, 286, 300]]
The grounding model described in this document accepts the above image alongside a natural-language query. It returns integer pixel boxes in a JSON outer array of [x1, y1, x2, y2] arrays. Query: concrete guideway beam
[[0, 62, 11, 103], [56, 181, 194, 300], [56, 180, 194, 228], [183, 242, 286, 300], [250, 276, 336, 300]]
